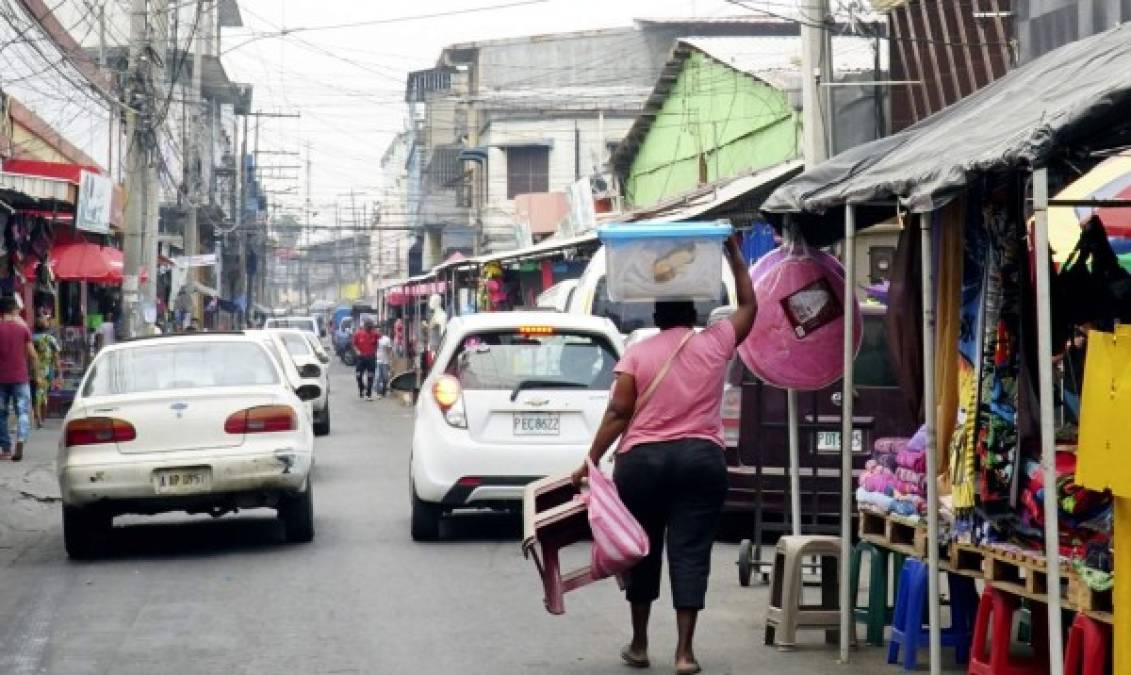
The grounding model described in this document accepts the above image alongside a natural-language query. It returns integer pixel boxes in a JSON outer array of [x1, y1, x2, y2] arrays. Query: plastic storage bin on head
[[738, 224, 862, 391]]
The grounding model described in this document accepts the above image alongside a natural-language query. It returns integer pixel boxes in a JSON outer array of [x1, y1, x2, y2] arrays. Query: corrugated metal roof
[[682, 35, 886, 79]]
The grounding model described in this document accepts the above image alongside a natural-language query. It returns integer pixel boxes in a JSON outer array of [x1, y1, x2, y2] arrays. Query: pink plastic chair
[[522, 475, 600, 615]]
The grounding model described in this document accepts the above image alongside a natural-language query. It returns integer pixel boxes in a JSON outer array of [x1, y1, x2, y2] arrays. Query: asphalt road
[[0, 362, 908, 675]]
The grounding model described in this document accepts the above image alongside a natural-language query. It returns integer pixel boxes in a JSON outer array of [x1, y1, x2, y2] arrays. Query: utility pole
[[801, 0, 833, 165], [184, 0, 210, 323], [122, 0, 155, 337]]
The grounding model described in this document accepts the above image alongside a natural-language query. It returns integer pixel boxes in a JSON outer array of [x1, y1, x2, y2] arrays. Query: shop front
[[761, 23, 1131, 674]]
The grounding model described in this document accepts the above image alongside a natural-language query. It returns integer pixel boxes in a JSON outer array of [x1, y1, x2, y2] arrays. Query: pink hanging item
[[583, 458, 649, 579], [739, 240, 862, 391]]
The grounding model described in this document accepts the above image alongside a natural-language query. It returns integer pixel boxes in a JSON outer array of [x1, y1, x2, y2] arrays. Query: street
[[0, 363, 899, 675]]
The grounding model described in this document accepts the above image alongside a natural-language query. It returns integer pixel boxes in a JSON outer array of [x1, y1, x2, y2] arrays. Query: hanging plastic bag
[[582, 459, 649, 579], [738, 235, 862, 391]]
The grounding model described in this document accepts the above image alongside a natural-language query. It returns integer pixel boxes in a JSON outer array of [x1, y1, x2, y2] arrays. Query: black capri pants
[[613, 437, 728, 610]]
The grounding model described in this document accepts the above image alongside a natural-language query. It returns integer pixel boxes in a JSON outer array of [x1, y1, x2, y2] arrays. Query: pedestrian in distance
[[571, 235, 757, 675], [0, 295, 39, 462], [374, 328, 393, 398], [353, 318, 380, 400], [31, 316, 62, 429], [94, 311, 116, 351]]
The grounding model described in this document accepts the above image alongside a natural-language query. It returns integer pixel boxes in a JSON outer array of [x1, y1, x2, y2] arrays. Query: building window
[[505, 146, 549, 199]]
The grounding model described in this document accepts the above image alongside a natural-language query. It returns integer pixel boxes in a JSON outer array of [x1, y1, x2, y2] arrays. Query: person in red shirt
[[0, 296, 38, 461], [352, 318, 380, 400]]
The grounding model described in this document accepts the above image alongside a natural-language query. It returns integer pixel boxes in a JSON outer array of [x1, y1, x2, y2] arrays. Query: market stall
[[762, 22, 1131, 675]]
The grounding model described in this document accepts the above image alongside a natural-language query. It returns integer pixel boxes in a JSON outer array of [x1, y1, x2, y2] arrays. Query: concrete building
[[1014, 0, 1131, 62], [402, 17, 821, 270]]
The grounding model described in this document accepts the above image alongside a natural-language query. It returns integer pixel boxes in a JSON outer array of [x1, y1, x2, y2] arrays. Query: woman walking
[[31, 317, 62, 428], [572, 236, 756, 674]]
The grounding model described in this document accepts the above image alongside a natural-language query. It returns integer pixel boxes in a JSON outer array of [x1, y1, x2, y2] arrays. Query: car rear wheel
[[411, 490, 442, 542], [314, 405, 330, 436], [279, 482, 315, 543], [63, 505, 111, 559]]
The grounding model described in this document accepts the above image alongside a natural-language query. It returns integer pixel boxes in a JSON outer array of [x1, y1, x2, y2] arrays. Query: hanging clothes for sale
[[1076, 324, 1131, 495], [949, 196, 990, 511], [934, 201, 964, 478], [973, 205, 1024, 519], [885, 213, 924, 423]]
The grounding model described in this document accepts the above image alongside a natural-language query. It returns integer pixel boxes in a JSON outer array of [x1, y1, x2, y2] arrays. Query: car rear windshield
[[446, 330, 618, 390], [266, 318, 315, 331], [83, 342, 279, 397], [280, 333, 312, 356], [592, 277, 726, 334]]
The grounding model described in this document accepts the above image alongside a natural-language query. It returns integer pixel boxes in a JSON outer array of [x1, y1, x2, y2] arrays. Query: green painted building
[[611, 36, 883, 210]]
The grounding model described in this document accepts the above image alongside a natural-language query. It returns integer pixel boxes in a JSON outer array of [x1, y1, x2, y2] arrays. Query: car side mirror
[[389, 371, 418, 393], [296, 384, 322, 401]]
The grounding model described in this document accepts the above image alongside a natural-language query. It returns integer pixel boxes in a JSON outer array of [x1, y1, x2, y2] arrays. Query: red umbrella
[[22, 242, 147, 284]]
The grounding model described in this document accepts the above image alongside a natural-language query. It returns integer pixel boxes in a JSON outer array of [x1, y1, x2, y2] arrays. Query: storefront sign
[[175, 253, 218, 268], [76, 170, 112, 234]]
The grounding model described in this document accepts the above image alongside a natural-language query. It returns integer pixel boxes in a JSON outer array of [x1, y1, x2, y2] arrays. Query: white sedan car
[[263, 328, 331, 436], [398, 311, 623, 541], [57, 333, 320, 558]]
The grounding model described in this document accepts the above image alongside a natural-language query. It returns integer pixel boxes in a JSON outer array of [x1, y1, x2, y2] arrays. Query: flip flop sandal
[[675, 662, 701, 675], [620, 645, 649, 669]]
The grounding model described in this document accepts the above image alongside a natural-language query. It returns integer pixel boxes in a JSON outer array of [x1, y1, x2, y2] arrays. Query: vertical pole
[[787, 389, 802, 536], [184, 0, 206, 321], [573, 121, 580, 181], [838, 203, 857, 663], [122, 0, 149, 337], [920, 213, 942, 675], [1033, 167, 1065, 675], [801, 0, 831, 165]]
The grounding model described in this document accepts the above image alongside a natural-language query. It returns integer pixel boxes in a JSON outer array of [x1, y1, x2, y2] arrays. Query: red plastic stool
[[1064, 613, 1109, 675], [968, 587, 1050, 675]]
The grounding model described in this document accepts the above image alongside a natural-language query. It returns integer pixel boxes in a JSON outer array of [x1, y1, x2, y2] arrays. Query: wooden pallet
[[981, 546, 1072, 600], [856, 508, 928, 558], [1067, 571, 1114, 615], [946, 541, 985, 576]]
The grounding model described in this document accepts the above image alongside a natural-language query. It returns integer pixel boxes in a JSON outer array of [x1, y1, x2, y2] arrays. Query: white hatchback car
[[398, 311, 623, 541], [57, 333, 320, 558]]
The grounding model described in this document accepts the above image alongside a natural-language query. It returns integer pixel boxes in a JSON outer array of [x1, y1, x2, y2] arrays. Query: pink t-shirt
[[615, 321, 736, 453]]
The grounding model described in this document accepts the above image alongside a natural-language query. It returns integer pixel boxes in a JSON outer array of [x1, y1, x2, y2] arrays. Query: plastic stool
[[968, 586, 1050, 675], [1064, 612, 1109, 675], [886, 558, 978, 670], [764, 535, 842, 649], [849, 540, 890, 646]]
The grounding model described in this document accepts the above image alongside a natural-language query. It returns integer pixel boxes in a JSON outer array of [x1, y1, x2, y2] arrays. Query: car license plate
[[816, 430, 864, 453], [513, 412, 560, 436], [153, 467, 212, 495]]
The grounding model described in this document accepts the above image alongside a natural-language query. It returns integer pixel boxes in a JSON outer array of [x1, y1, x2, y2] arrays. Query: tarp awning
[[622, 160, 803, 223], [763, 21, 1131, 240]]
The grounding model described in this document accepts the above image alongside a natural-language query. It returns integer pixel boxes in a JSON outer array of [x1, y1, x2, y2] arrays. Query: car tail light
[[721, 382, 741, 448], [65, 417, 136, 447], [224, 405, 298, 434], [432, 375, 468, 429], [518, 325, 554, 335]]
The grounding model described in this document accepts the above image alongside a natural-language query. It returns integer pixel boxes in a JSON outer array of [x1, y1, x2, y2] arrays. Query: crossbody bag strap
[[632, 328, 696, 419]]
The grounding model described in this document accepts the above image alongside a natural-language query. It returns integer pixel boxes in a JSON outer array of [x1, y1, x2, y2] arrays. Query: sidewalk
[[0, 419, 62, 565]]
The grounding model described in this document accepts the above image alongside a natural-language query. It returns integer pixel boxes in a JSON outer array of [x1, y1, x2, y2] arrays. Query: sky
[[220, 0, 750, 227]]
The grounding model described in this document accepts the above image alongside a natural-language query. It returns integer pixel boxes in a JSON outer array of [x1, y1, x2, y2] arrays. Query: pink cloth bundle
[[896, 448, 926, 473], [873, 437, 910, 455], [860, 460, 897, 494], [739, 243, 862, 391], [894, 480, 923, 496], [895, 467, 925, 485]]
